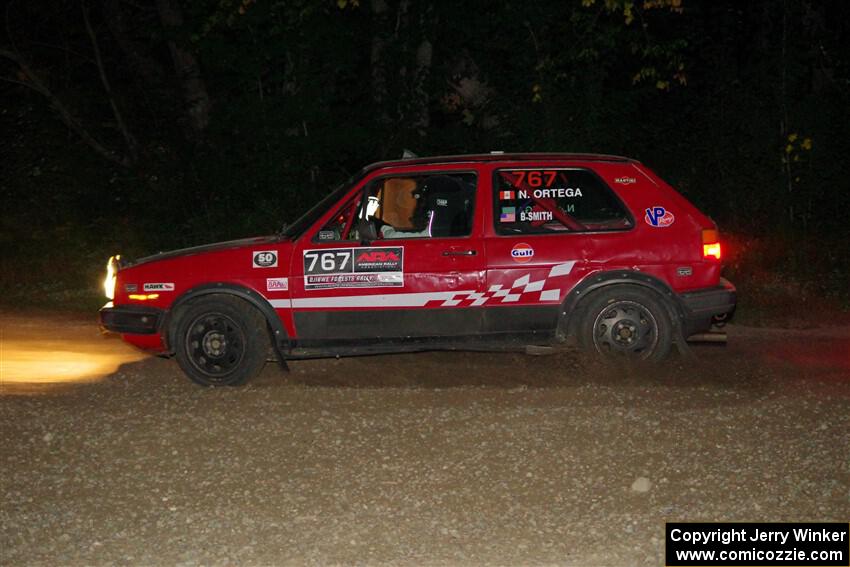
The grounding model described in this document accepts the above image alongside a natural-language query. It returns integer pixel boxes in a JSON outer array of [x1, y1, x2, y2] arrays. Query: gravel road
[[1, 313, 849, 566]]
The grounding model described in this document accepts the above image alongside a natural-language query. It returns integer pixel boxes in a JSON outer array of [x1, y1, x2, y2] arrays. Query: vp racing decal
[[644, 206, 675, 227], [303, 247, 403, 290]]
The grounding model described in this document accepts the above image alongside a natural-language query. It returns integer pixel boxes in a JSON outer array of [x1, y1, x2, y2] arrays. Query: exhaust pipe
[[687, 331, 727, 344]]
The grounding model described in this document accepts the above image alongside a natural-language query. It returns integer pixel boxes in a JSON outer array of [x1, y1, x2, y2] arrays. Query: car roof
[[364, 152, 636, 173]]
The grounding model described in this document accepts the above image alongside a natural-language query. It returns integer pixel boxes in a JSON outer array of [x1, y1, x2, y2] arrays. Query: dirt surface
[[1, 312, 849, 566]]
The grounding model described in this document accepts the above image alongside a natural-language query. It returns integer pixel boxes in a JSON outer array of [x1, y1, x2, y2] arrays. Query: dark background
[[2, 0, 848, 319]]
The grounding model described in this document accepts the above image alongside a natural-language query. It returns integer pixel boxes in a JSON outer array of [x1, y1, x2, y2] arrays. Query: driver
[[380, 211, 431, 238], [362, 184, 433, 239]]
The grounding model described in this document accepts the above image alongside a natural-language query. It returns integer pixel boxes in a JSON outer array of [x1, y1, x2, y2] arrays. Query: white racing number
[[304, 250, 352, 275]]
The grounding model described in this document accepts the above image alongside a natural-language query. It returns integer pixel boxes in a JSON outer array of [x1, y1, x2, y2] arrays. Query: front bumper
[[678, 278, 737, 336], [99, 302, 164, 334]]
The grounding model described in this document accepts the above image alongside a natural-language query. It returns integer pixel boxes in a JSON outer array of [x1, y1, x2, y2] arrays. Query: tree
[[1, 1, 138, 167], [156, 0, 212, 137]]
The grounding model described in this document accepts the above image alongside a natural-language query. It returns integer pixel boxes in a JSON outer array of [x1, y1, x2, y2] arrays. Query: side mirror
[[356, 218, 377, 244]]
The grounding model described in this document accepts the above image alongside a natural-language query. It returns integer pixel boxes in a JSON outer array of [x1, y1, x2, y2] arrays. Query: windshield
[[280, 170, 365, 239]]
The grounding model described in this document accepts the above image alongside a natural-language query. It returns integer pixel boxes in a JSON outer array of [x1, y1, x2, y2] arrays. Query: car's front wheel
[[577, 286, 673, 361], [174, 296, 268, 386]]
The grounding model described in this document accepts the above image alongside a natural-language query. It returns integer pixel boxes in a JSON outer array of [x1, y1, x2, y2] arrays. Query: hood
[[130, 235, 279, 267]]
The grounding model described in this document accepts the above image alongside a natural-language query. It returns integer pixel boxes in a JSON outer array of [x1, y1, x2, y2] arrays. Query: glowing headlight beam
[[103, 255, 120, 300]]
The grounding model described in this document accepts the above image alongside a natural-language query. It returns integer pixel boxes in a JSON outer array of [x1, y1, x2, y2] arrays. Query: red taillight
[[703, 242, 721, 260], [702, 229, 721, 260]]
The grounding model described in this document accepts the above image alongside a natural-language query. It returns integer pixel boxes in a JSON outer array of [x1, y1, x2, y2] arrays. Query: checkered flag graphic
[[436, 261, 576, 307]]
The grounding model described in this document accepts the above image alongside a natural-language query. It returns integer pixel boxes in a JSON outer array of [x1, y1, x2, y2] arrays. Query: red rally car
[[100, 153, 736, 386]]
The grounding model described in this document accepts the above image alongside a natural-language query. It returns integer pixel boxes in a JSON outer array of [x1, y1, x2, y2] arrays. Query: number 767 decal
[[304, 249, 352, 274], [303, 247, 404, 290]]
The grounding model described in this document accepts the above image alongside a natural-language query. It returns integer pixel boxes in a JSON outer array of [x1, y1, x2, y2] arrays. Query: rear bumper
[[99, 302, 164, 335], [678, 278, 737, 336]]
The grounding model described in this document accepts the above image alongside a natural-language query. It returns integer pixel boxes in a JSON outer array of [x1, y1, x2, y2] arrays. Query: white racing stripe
[[287, 291, 473, 309], [266, 260, 578, 310]]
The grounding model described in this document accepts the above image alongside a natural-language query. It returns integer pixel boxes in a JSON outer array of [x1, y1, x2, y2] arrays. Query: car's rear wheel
[[174, 296, 268, 386], [577, 286, 673, 362]]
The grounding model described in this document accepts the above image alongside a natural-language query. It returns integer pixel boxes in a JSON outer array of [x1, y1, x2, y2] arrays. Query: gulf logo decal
[[644, 206, 675, 227], [511, 242, 534, 263]]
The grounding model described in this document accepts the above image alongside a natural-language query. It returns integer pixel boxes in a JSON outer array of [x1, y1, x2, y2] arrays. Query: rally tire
[[173, 296, 268, 386], [577, 286, 673, 362]]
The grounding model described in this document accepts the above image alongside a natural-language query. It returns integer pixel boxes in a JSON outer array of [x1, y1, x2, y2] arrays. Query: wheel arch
[[163, 283, 287, 355], [559, 270, 685, 339]]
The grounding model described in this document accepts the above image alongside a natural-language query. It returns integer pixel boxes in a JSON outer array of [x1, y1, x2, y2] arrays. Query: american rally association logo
[[355, 249, 401, 269], [644, 206, 675, 227], [511, 243, 534, 263]]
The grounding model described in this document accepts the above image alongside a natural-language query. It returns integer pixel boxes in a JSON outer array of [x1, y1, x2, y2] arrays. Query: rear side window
[[493, 168, 633, 234]]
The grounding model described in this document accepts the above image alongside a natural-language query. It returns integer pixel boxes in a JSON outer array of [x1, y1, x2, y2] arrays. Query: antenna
[[401, 149, 419, 159]]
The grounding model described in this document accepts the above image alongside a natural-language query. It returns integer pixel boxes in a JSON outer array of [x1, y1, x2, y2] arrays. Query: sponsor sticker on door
[[511, 243, 534, 263], [266, 277, 289, 291], [303, 247, 404, 290]]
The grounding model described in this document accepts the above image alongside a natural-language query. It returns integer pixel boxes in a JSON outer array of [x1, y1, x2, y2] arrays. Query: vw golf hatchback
[[100, 153, 736, 386]]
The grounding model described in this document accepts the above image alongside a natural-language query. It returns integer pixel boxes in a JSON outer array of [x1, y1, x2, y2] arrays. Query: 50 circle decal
[[252, 250, 278, 268]]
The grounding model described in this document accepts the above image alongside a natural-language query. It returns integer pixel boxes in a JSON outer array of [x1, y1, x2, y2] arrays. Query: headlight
[[104, 255, 120, 300]]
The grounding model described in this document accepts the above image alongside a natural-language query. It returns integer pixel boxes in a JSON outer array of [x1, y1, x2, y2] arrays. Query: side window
[[369, 172, 477, 239], [315, 172, 477, 241], [315, 193, 361, 242], [493, 168, 632, 234]]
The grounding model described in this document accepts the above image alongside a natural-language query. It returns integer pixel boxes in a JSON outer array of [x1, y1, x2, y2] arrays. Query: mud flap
[[671, 310, 697, 360], [272, 338, 290, 372], [675, 335, 696, 360], [673, 319, 697, 360]]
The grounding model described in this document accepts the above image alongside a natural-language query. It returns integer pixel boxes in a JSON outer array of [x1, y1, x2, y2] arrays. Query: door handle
[[442, 249, 477, 256]]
